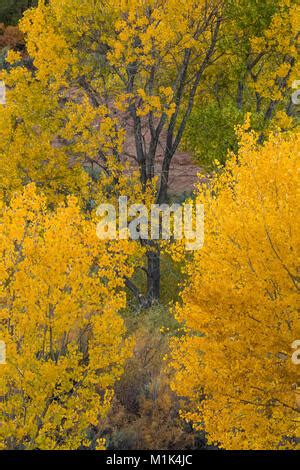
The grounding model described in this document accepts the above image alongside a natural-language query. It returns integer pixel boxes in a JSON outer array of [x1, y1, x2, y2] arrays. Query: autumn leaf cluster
[[0, 0, 299, 451]]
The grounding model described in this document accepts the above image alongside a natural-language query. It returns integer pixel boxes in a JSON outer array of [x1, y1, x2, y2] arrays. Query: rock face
[[122, 146, 206, 197], [157, 150, 208, 196]]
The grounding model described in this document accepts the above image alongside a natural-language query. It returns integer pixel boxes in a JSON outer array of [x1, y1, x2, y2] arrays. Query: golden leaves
[[170, 129, 300, 450]]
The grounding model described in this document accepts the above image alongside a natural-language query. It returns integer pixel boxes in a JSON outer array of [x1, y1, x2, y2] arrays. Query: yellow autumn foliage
[[170, 127, 300, 449], [249, 0, 300, 101], [0, 0, 299, 451], [0, 184, 135, 449]]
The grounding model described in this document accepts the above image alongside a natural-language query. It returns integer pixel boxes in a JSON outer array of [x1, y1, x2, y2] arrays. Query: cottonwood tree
[[0, 184, 136, 449], [5, 0, 226, 305], [169, 124, 300, 449]]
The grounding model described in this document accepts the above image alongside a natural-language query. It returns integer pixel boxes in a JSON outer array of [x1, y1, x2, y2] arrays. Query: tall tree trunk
[[146, 249, 160, 303]]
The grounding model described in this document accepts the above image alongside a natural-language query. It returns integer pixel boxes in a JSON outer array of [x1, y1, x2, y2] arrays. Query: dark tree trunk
[[146, 250, 160, 303]]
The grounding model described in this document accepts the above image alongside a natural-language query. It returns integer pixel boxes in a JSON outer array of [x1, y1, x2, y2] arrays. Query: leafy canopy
[[0, 184, 136, 449], [170, 125, 300, 449]]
